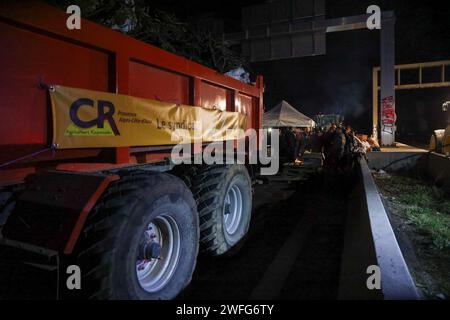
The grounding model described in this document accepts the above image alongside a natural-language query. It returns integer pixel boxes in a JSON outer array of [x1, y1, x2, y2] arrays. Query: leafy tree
[[48, 0, 247, 73]]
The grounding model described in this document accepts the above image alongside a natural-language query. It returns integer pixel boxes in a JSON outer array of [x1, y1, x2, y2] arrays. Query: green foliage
[[376, 175, 450, 250], [401, 191, 433, 208], [47, 0, 247, 73], [406, 207, 450, 250]]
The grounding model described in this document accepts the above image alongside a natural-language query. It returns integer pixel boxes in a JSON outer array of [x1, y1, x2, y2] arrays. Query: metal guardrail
[[339, 157, 421, 300]]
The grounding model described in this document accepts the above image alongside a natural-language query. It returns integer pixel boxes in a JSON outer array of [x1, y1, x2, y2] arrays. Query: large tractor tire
[[429, 129, 445, 153], [169, 165, 199, 189], [76, 172, 199, 300], [192, 165, 252, 256]]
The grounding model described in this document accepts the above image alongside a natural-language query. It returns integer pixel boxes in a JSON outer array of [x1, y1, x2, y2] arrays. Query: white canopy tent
[[263, 100, 315, 128]]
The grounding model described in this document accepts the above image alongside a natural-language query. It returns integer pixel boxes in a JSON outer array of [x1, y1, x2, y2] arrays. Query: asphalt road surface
[[180, 172, 352, 300], [0, 172, 353, 300]]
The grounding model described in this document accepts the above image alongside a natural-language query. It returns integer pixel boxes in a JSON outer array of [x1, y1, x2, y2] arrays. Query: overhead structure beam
[[224, 4, 396, 145], [224, 11, 395, 41], [321, 11, 394, 33], [322, 11, 396, 146], [320, 11, 396, 146], [373, 60, 450, 90]]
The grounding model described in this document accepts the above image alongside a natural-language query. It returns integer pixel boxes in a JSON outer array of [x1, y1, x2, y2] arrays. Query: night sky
[[158, 0, 450, 141]]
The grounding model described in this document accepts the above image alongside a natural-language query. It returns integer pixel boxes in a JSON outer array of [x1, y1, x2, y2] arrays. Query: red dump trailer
[[0, 1, 264, 299]]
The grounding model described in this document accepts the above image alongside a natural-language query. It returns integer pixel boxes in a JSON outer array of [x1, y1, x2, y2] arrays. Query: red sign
[[381, 96, 396, 134]]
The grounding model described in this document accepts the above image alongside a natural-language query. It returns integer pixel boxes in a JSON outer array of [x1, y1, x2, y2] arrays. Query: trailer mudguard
[[1, 171, 118, 254]]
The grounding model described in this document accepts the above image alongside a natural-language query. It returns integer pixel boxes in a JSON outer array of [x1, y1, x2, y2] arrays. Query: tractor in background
[[429, 101, 450, 156]]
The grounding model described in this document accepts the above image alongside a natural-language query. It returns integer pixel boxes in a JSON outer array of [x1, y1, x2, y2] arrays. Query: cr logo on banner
[[70, 98, 120, 135]]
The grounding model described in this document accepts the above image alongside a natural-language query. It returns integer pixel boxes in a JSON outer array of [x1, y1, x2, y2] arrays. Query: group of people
[[279, 123, 369, 171], [279, 127, 312, 163], [320, 123, 360, 170]]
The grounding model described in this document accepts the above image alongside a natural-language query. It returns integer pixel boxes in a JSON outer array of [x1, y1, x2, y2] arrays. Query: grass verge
[[374, 173, 450, 299]]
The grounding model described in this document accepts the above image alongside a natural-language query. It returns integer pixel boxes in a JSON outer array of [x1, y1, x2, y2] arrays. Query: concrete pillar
[[380, 18, 396, 146]]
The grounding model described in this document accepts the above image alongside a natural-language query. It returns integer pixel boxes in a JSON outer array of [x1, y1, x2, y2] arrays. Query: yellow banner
[[50, 86, 247, 149]]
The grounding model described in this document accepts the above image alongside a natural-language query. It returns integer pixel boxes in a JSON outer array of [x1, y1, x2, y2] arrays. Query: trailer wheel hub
[[135, 215, 181, 293], [223, 181, 243, 236], [138, 242, 162, 260]]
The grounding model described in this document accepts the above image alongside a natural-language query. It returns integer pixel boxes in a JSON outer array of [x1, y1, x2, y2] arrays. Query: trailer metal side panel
[[0, 1, 264, 184], [129, 61, 190, 105], [199, 82, 231, 111], [0, 21, 110, 146], [238, 94, 255, 130]]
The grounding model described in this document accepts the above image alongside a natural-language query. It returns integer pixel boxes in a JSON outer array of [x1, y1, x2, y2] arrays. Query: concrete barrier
[[339, 157, 421, 300], [368, 150, 450, 194], [367, 151, 425, 171], [425, 152, 450, 193]]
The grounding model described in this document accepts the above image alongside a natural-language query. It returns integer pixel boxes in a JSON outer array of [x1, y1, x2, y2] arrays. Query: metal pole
[[372, 68, 379, 140]]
